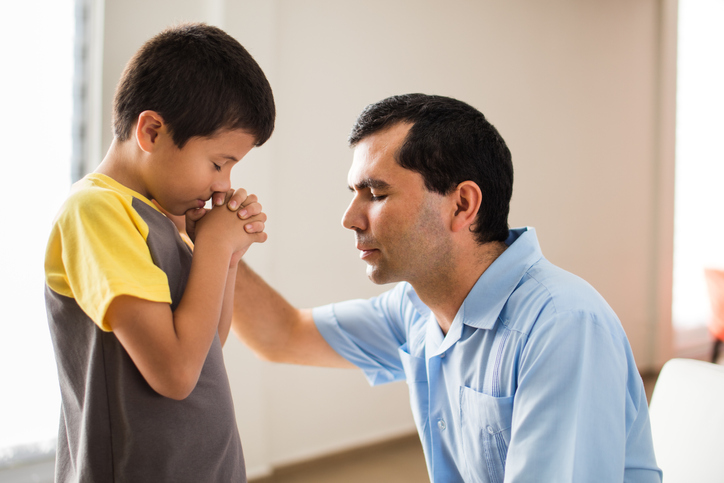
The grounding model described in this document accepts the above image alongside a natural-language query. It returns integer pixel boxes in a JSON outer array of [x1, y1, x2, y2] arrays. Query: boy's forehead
[[197, 129, 257, 152], [207, 127, 256, 142]]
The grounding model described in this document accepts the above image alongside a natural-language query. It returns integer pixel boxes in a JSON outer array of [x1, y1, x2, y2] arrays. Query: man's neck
[[413, 240, 507, 335]]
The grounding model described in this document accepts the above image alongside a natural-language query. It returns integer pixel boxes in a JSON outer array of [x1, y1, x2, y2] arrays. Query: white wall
[[96, 0, 676, 477]]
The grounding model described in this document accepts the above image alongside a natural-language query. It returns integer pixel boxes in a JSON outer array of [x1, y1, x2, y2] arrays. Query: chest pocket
[[398, 344, 429, 437], [460, 385, 514, 483]]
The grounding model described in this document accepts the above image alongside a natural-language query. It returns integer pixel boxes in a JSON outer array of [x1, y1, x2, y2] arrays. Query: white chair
[[648, 358, 724, 483]]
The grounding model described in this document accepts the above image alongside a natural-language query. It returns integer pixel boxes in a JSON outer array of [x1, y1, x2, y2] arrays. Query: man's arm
[[231, 261, 353, 368], [217, 262, 238, 347]]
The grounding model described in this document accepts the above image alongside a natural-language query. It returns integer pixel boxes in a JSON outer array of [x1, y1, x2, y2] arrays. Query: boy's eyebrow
[[218, 154, 240, 163], [348, 178, 391, 192]]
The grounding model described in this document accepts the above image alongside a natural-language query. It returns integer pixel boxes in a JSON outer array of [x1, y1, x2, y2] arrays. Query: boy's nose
[[212, 174, 232, 194]]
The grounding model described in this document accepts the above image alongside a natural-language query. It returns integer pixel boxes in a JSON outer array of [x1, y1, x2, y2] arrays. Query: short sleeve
[[313, 283, 417, 385], [45, 187, 172, 331]]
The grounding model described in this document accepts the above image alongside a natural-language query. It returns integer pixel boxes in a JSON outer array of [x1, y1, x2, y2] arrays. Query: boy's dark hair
[[113, 23, 275, 148], [348, 94, 513, 244]]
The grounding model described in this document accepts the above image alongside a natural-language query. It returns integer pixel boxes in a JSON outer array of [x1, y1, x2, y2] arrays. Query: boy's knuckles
[[244, 222, 265, 233], [241, 194, 258, 204]]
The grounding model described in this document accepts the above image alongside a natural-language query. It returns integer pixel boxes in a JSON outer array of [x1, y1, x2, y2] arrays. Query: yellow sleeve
[[45, 186, 172, 331]]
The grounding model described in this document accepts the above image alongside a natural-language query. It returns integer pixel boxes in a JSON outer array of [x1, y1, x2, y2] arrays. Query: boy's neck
[[96, 138, 149, 199]]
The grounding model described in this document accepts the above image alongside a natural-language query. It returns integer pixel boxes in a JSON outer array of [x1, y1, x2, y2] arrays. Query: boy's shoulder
[[46, 173, 176, 325], [65, 173, 144, 208], [56, 173, 158, 228]]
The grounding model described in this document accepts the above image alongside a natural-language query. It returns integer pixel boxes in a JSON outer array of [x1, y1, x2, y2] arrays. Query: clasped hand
[[159, 189, 267, 265]]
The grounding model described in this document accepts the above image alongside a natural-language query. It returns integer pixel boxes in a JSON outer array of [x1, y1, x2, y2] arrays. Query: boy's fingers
[[185, 207, 207, 221], [227, 189, 250, 211], [245, 211, 267, 224], [243, 221, 266, 234], [212, 191, 228, 207], [237, 201, 263, 220], [247, 231, 268, 244]]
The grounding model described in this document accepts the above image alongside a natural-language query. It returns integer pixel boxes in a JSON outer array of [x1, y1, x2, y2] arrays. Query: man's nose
[[342, 198, 366, 232]]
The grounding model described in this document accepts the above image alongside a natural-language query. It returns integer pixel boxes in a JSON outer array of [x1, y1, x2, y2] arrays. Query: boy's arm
[[106, 203, 266, 400], [231, 261, 353, 368], [206, 193, 260, 347], [158, 194, 248, 347]]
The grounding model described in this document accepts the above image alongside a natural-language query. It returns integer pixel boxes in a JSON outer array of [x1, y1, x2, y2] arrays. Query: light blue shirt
[[313, 227, 662, 482]]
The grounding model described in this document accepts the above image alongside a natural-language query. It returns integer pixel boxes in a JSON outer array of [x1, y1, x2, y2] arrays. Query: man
[[231, 94, 662, 482]]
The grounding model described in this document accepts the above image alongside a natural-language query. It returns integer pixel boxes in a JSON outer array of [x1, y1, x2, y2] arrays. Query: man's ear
[[450, 181, 482, 233], [135, 111, 165, 153]]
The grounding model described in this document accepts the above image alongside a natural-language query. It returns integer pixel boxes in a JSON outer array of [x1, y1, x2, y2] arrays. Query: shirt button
[[487, 426, 495, 434], [438, 419, 447, 431], [440, 352, 446, 358]]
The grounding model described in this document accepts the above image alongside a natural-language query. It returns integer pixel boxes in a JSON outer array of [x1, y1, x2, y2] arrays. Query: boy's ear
[[135, 111, 165, 153], [450, 181, 482, 234]]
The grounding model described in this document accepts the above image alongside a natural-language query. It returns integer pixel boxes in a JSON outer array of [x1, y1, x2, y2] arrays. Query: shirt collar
[[460, 227, 543, 329], [405, 227, 544, 334], [405, 283, 431, 318]]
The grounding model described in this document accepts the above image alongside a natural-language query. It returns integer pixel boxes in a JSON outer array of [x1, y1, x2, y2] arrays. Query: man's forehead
[[347, 146, 395, 188], [354, 122, 411, 156], [348, 124, 411, 186]]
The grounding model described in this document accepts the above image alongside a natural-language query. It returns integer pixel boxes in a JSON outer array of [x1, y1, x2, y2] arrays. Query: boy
[[44, 23, 275, 482]]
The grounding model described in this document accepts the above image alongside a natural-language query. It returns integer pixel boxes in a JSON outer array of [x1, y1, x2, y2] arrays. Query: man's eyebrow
[[348, 178, 391, 192]]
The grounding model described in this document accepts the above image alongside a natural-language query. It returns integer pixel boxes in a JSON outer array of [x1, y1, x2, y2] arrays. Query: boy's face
[[146, 128, 257, 216]]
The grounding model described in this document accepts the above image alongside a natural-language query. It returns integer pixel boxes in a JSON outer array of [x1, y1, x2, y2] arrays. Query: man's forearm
[[218, 263, 238, 347], [231, 262, 353, 368], [232, 261, 303, 360]]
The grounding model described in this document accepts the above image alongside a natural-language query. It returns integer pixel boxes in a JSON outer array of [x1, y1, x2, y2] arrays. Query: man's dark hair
[[113, 23, 275, 148], [348, 94, 513, 244]]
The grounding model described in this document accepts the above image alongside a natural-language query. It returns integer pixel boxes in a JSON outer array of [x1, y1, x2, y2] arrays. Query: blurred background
[[1, 0, 722, 480]]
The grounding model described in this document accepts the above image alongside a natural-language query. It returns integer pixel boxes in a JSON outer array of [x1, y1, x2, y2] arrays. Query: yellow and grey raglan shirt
[[44, 173, 245, 483]]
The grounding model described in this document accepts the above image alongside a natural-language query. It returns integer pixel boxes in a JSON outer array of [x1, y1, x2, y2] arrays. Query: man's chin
[[365, 266, 397, 285]]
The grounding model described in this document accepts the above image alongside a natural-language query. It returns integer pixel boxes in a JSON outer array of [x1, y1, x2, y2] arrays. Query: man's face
[[342, 123, 453, 286]]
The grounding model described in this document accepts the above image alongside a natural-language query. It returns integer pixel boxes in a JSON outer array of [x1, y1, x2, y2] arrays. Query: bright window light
[[672, 0, 724, 330], [0, 0, 74, 460]]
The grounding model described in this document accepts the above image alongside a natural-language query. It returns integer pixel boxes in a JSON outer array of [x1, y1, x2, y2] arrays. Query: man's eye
[[370, 193, 386, 201]]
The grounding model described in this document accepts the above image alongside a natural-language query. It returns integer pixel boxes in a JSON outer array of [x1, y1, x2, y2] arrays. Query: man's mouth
[[356, 244, 379, 260]]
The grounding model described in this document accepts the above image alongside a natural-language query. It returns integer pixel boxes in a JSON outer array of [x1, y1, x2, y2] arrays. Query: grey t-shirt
[[45, 179, 245, 482]]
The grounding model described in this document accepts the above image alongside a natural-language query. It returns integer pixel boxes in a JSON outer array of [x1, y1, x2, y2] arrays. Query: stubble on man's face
[[364, 193, 453, 288]]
